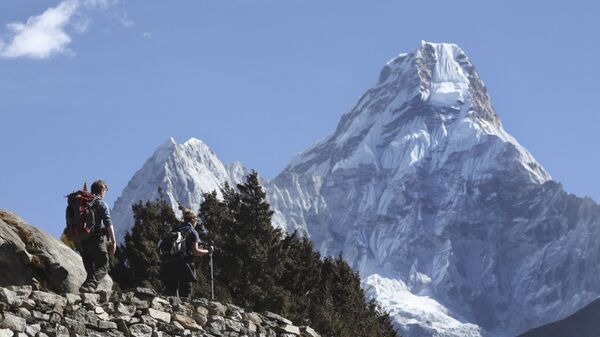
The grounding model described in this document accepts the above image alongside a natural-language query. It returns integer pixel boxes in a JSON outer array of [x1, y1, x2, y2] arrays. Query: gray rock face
[[0, 210, 113, 294]]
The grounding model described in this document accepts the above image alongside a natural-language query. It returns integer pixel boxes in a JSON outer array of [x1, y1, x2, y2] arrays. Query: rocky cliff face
[[0, 286, 322, 337], [0, 210, 112, 295]]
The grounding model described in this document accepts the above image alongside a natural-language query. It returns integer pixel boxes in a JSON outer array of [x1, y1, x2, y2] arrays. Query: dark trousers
[[163, 281, 193, 299], [80, 235, 109, 289]]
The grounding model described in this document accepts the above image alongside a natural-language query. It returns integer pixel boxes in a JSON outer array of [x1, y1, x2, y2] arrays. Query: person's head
[[91, 180, 109, 198], [179, 206, 198, 226]]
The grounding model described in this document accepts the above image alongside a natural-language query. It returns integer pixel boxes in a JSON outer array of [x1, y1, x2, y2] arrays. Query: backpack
[[64, 189, 97, 247], [158, 227, 191, 263]]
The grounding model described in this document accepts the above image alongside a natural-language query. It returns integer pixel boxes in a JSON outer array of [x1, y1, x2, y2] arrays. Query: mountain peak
[[282, 41, 549, 184], [112, 137, 246, 242]]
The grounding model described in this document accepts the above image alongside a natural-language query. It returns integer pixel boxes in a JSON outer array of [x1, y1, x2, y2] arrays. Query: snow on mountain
[[268, 41, 600, 337], [112, 41, 600, 337], [111, 137, 247, 242]]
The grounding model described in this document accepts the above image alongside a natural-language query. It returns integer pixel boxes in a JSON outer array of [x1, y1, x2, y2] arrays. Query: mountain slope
[[517, 298, 600, 337], [267, 42, 600, 337]]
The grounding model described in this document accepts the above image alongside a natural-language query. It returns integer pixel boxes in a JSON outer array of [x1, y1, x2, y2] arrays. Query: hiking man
[[159, 207, 213, 299], [79, 180, 117, 293]]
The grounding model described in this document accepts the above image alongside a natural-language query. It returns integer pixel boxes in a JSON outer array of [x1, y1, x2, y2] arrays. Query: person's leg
[[79, 239, 95, 290], [178, 282, 193, 300], [163, 281, 178, 297], [89, 235, 109, 289]]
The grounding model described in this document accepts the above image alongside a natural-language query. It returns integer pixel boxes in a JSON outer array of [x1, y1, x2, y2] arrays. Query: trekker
[[159, 207, 213, 299], [79, 180, 117, 293]]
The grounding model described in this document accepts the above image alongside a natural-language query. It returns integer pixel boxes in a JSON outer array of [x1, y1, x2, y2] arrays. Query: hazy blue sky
[[1, 0, 599, 237]]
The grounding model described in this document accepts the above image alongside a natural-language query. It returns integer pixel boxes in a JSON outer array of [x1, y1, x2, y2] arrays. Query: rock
[[277, 324, 300, 335], [128, 323, 152, 337], [31, 311, 49, 321], [172, 314, 201, 331], [147, 308, 171, 323], [194, 306, 209, 317], [116, 303, 132, 316], [48, 313, 62, 324], [150, 297, 170, 312], [20, 299, 35, 311], [25, 323, 41, 336], [7, 286, 33, 299], [226, 310, 243, 322], [81, 293, 100, 307], [63, 317, 86, 335], [31, 291, 67, 314], [243, 313, 262, 326], [0, 210, 113, 294], [244, 320, 257, 333], [171, 321, 184, 332], [262, 312, 292, 325], [208, 302, 227, 316], [140, 315, 157, 328], [0, 329, 13, 337], [65, 293, 80, 305], [224, 319, 243, 333], [0, 288, 22, 307], [54, 324, 70, 337], [134, 288, 156, 300], [206, 320, 226, 335], [16, 308, 32, 323], [98, 320, 118, 331], [192, 312, 207, 326], [131, 297, 149, 309], [1, 313, 26, 332]]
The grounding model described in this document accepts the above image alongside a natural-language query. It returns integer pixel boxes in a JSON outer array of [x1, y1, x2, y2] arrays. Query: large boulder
[[0, 210, 112, 294]]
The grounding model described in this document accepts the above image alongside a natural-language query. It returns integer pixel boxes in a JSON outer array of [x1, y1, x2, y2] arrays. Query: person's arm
[[99, 201, 117, 256], [191, 242, 211, 256], [105, 224, 117, 256]]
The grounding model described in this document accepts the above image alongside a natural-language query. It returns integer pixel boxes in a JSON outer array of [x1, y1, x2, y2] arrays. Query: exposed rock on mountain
[[0, 210, 112, 295]]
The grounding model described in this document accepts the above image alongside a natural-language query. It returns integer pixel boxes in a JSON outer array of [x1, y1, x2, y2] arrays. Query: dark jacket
[[159, 222, 201, 282]]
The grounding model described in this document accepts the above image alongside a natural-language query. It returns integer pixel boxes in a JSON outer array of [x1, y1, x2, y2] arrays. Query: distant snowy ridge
[[111, 137, 247, 242], [113, 42, 600, 337]]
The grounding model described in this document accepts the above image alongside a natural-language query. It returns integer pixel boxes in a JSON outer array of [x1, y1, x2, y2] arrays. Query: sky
[[0, 0, 599, 238]]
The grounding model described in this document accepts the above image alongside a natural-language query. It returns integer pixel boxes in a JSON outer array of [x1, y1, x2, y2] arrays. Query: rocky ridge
[[0, 286, 321, 337]]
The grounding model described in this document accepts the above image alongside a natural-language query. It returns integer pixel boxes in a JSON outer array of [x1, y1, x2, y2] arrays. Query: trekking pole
[[209, 250, 215, 301]]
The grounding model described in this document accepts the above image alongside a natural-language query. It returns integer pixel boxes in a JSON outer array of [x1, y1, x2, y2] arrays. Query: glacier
[[111, 41, 600, 337]]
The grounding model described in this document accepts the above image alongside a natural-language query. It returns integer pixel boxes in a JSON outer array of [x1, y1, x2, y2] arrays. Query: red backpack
[[64, 183, 97, 247]]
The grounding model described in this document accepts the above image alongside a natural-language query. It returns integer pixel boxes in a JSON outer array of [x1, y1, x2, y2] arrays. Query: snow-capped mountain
[[112, 42, 600, 337], [111, 137, 247, 242], [268, 41, 600, 337]]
